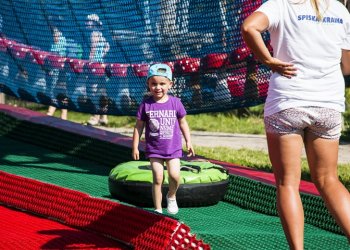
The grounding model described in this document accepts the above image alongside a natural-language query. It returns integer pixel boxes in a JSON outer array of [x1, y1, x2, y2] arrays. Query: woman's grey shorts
[[264, 107, 342, 140]]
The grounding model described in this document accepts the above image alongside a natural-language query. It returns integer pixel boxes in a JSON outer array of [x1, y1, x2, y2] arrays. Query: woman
[[241, 0, 350, 249], [46, 27, 68, 120], [85, 14, 110, 126]]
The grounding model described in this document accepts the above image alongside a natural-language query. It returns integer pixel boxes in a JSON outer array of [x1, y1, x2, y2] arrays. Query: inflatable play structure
[[0, 0, 273, 115], [109, 160, 229, 207]]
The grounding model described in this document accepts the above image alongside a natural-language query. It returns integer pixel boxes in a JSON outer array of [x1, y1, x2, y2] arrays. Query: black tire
[[108, 177, 229, 208]]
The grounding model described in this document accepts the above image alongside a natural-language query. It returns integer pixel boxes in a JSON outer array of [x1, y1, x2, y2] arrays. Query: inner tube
[[108, 160, 229, 207]]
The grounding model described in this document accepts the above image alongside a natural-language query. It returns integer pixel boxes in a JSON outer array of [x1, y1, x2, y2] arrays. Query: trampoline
[[0, 104, 348, 250], [1, 1, 349, 248]]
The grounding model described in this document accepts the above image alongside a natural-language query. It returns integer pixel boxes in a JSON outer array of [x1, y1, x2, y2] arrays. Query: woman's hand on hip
[[267, 58, 297, 78]]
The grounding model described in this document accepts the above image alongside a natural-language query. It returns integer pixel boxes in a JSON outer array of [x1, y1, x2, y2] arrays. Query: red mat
[[0, 205, 128, 250]]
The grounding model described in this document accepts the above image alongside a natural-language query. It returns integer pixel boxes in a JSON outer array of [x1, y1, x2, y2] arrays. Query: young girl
[[132, 63, 195, 214]]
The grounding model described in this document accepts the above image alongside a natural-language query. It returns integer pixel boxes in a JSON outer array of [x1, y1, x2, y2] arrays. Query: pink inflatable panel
[[0, 38, 6, 52], [132, 63, 149, 77], [108, 63, 129, 77], [32, 49, 50, 65], [231, 46, 253, 63], [87, 62, 106, 76], [47, 53, 66, 69], [201, 53, 229, 70], [227, 68, 247, 97], [257, 77, 269, 97], [175, 57, 200, 73], [68, 59, 87, 73], [0, 38, 14, 52], [9, 44, 32, 59]]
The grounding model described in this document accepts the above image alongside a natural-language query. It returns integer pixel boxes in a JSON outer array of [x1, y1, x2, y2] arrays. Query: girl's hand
[[132, 148, 140, 160], [186, 142, 195, 157]]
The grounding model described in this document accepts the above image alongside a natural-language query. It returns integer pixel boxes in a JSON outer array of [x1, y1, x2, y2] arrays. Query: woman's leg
[[100, 114, 108, 125], [166, 158, 181, 198], [305, 131, 350, 241], [47, 69, 59, 100], [61, 109, 68, 120], [86, 75, 100, 125], [150, 158, 165, 211], [46, 68, 60, 117], [266, 132, 304, 250], [47, 106, 56, 116]]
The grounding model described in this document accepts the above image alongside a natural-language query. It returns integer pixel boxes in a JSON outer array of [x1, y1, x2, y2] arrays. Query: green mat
[[0, 136, 348, 249]]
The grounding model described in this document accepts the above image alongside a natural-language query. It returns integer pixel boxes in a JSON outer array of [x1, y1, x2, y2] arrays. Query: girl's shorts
[[264, 107, 342, 140]]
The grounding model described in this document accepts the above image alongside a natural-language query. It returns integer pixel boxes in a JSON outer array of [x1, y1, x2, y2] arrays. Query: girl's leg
[[166, 158, 180, 214], [150, 158, 165, 211], [305, 131, 350, 241], [166, 158, 181, 198], [266, 132, 304, 250]]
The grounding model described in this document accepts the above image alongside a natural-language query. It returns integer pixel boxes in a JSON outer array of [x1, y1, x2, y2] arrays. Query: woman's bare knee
[[312, 174, 338, 187]]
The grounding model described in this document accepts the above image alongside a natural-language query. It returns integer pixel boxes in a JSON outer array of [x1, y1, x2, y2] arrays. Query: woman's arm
[[341, 49, 350, 75], [241, 12, 297, 78], [241, 12, 272, 65]]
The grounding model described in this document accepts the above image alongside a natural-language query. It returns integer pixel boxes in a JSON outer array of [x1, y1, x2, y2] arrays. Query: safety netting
[[0, 0, 273, 115]]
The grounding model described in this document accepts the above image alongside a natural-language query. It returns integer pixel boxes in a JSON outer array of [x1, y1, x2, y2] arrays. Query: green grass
[[194, 146, 350, 191], [186, 111, 265, 134], [65, 109, 266, 134]]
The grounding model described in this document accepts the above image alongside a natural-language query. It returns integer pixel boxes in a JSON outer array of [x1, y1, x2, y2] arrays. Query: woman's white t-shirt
[[256, 0, 350, 116]]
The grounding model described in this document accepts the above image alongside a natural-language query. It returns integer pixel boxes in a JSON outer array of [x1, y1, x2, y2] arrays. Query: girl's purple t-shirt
[[136, 95, 186, 159]]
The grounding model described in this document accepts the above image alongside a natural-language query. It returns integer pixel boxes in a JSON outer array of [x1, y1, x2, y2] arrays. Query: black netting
[[0, 0, 281, 115]]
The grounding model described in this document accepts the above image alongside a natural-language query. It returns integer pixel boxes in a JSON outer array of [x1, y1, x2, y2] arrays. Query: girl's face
[[147, 76, 173, 102]]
